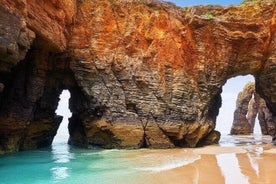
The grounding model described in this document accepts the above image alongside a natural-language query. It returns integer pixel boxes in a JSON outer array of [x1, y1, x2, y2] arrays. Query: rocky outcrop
[[256, 94, 276, 136], [247, 96, 258, 132], [230, 82, 255, 135], [0, 5, 34, 73], [0, 0, 77, 153], [0, 0, 276, 153], [230, 82, 276, 135]]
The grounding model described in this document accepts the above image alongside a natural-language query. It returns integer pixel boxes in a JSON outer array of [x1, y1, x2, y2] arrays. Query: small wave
[[81, 149, 122, 156], [100, 149, 121, 153], [136, 155, 201, 172]]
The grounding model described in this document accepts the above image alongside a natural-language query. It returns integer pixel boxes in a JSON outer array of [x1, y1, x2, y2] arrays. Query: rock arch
[[230, 82, 276, 135], [0, 0, 275, 153], [230, 82, 255, 135]]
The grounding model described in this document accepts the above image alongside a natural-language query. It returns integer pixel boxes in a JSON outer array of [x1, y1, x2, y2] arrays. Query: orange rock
[[0, 0, 275, 153]]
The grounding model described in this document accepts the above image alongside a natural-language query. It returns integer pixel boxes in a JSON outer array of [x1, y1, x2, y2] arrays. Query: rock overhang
[[0, 0, 275, 154]]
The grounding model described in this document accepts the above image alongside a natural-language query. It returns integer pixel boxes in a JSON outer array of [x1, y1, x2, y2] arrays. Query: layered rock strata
[[230, 82, 255, 135], [230, 82, 276, 135], [0, 0, 275, 153], [256, 93, 276, 136]]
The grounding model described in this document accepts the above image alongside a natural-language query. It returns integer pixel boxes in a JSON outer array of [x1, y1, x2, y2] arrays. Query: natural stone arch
[[0, 36, 81, 153], [0, 0, 276, 153], [230, 81, 276, 135], [67, 0, 276, 149]]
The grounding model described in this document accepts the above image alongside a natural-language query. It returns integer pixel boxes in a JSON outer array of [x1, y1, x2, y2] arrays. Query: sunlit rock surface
[[230, 82, 255, 135], [0, 0, 275, 153], [255, 93, 276, 136], [230, 82, 276, 135]]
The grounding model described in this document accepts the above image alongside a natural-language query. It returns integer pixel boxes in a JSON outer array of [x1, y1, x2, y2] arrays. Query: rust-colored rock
[[0, 0, 276, 154], [0, 5, 34, 72]]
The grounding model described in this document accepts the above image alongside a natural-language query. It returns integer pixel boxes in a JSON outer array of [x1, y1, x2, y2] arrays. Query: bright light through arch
[[53, 90, 72, 144], [216, 75, 261, 134]]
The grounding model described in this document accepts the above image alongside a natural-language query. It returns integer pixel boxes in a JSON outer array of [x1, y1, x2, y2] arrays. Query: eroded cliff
[[0, 0, 275, 153]]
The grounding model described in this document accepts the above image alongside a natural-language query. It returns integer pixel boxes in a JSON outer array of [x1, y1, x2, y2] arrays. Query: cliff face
[[0, 0, 75, 71], [0, 0, 275, 153], [0, 0, 77, 153]]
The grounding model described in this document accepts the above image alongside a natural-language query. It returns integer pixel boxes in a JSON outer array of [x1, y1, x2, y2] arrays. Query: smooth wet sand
[[120, 135, 276, 184]]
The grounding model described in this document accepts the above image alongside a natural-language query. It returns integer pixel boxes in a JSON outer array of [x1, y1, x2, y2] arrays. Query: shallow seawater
[[1, 134, 276, 184]]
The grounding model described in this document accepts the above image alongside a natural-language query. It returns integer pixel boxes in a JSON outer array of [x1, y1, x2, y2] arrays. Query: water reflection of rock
[[50, 143, 74, 181], [51, 166, 70, 180], [237, 153, 276, 184], [140, 135, 276, 184], [217, 153, 249, 184]]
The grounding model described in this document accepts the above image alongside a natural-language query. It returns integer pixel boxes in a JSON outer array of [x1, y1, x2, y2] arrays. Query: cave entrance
[[216, 75, 262, 135], [52, 90, 72, 145]]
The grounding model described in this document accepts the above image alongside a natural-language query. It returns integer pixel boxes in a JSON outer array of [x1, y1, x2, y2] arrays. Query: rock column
[[230, 83, 276, 135], [230, 82, 255, 135], [247, 94, 258, 133]]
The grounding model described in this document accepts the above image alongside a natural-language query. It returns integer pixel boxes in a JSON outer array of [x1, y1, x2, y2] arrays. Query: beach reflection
[[50, 90, 73, 180], [51, 166, 70, 180], [50, 143, 74, 181], [132, 135, 276, 184], [217, 153, 249, 184], [236, 153, 276, 184], [51, 143, 74, 163]]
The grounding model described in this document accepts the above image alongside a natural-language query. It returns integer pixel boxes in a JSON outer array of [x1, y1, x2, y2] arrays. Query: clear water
[[1, 89, 275, 184], [0, 142, 201, 184], [0, 90, 141, 184], [1, 134, 275, 184], [0, 142, 140, 184]]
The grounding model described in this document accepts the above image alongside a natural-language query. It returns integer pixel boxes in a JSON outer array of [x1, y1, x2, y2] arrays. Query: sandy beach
[[1, 134, 276, 184], [118, 134, 276, 184]]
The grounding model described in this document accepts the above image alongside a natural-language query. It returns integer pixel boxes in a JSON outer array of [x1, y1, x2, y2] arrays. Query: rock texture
[[0, 0, 276, 153], [256, 93, 276, 136], [230, 82, 255, 134], [247, 95, 258, 132], [230, 82, 276, 135]]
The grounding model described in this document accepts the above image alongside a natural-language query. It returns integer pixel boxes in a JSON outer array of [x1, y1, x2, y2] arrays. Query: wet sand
[[2, 134, 276, 184], [121, 134, 276, 184]]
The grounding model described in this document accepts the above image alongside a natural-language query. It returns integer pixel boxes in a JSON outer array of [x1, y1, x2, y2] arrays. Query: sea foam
[[136, 154, 201, 172]]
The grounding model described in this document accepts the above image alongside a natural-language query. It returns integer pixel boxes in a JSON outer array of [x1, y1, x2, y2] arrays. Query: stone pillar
[[247, 93, 259, 133], [230, 83, 275, 135], [230, 82, 255, 135], [256, 94, 276, 136], [255, 94, 269, 135]]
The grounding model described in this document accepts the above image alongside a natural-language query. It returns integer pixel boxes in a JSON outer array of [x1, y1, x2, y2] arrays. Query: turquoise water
[[0, 91, 144, 184], [0, 140, 200, 184], [1, 134, 276, 184], [1, 90, 275, 184], [0, 142, 141, 184]]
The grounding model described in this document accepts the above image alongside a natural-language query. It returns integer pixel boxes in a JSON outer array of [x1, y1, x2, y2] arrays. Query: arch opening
[[52, 90, 72, 145], [216, 75, 262, 135]]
